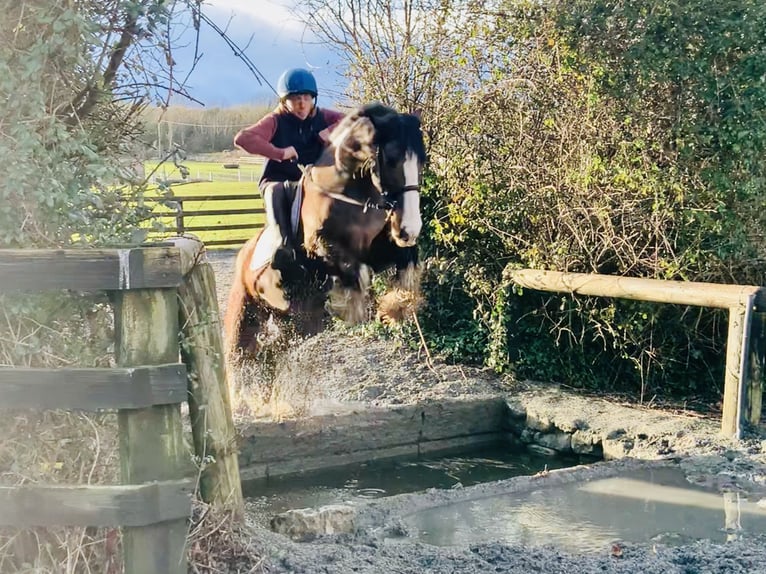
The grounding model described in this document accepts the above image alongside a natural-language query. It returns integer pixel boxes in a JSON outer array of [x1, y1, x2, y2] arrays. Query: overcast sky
[[172, 0, 347, 108]]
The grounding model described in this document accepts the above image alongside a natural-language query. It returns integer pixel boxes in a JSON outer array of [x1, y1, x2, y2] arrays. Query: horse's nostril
[[399, 230, 409, 242]]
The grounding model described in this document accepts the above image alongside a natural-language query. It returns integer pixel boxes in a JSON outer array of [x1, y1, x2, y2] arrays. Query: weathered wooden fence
[[509, 269, 766, 438], [0, 242, 242, 573], [145, 194, 265, 248]]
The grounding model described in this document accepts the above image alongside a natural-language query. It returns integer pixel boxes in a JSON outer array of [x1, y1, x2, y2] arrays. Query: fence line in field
[[144, 194, 265, 247]]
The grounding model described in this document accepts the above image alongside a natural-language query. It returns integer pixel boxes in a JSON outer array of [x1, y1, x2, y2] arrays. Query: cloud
[[168, 0, 347, 107], [205, 0, 304, 35]]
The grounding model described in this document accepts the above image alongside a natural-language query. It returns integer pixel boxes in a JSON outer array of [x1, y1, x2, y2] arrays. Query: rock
[[602, 437, 634, 460], [527, 444, 559, 457], [505, 399, 527, 421], [271, 504, 356, 540], [520, 428, 536, 444], [360, 385, 384, 400], [526, 411, 554, 432], [571, 430, 600, 455], [536, 431, 572, 453]]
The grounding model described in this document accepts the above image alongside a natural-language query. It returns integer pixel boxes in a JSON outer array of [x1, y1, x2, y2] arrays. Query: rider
[[234, 68, 345, 265]]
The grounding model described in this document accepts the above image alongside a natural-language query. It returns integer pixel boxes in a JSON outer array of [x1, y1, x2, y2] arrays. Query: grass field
[[143, 160, 267, 248]]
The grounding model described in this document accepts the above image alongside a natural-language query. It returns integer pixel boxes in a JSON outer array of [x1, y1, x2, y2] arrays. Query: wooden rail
[[144, 194, 265, 247], [509, 269, 766, 438], [0, 243, 243, 572]]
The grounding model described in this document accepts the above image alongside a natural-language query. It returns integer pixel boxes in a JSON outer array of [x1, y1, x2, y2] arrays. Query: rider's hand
[[318, 128, 331, 144], [281, 146, 298, 161]]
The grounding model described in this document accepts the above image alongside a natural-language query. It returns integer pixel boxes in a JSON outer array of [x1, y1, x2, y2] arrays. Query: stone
[[571, 430, 599, 455], [536, 431, 572, 453], [527, 444, 559, 457], [526, 411, 554, 432], [271, 504, 356, 540], [520, 428, 536, 444], [602, 437, 634, 460], [505, 399, 527, 421]]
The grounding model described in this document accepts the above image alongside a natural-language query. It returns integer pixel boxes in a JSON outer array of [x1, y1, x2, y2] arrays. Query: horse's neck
[[308, 163, 348, 192]]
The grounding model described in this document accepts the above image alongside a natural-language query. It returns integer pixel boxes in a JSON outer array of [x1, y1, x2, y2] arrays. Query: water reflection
[[405, 466, 766, 552]]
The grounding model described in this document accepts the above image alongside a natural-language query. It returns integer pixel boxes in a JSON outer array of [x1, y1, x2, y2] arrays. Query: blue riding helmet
[[276, 68, 318, 99]]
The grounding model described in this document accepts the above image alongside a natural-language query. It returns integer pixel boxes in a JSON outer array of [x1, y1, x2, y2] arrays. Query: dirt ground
[[206, 249, 766, 574]]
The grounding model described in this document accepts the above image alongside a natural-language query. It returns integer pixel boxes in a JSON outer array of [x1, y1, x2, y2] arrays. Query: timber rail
[[509, 269, 766, 438]]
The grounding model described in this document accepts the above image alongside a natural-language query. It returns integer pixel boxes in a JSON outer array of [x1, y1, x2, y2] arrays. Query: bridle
[[302, 152, 419, 214]]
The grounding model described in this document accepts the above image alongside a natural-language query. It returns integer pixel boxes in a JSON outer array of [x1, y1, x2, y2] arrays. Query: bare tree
[[294, 0, 502, 149]]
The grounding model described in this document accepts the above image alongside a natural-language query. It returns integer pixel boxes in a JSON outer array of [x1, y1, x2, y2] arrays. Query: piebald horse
[[223, 103, 427, 361]]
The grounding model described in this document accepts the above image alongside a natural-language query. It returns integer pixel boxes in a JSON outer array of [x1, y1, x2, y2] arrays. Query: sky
[[171, 0, 348, 108]]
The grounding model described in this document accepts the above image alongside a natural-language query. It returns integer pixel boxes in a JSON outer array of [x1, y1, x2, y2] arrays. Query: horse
[[223, 103, 427, 362]]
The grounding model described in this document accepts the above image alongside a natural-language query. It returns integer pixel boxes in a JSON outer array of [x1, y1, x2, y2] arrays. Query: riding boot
[[267, 182, 301, 275]]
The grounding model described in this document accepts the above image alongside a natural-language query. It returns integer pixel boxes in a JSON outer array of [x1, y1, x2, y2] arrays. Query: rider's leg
[[262, 181, 294, 250]]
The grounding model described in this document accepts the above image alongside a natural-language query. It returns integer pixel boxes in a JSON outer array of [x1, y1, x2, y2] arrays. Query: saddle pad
[[248, 182, 305, 271], [249, 224, 281, 271]]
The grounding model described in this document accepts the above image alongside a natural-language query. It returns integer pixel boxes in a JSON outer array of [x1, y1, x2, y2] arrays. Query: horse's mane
[[330, 102, 427, 166]]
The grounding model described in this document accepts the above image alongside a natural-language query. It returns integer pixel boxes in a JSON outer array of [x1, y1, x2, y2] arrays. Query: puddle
[[400, 466, 766, 552], [243, 445, 584, 528]]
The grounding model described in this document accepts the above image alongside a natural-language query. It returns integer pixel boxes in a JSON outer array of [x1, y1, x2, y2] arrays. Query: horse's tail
[[223, 236, 256, 363]]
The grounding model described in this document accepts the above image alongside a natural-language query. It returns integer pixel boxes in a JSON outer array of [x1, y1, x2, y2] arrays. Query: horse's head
[[363, 104, 427, 248], [330, 103, 427, 248]]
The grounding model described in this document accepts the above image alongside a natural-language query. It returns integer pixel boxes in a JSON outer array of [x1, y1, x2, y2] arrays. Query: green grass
[[143, 160, 267, 248]]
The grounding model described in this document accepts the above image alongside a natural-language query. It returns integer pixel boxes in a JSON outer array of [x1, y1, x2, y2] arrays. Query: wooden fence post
[[746, 311, 765, 429], [173, 237, 244, 515], [175, 199, 185, 235], [722, 304, 750, 437], [114, 288, 190, 574]]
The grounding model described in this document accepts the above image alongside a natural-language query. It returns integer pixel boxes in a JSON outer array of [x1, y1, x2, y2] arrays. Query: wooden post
[[114, 288, 190, 574], [173, 237, 243, 514], [722, 304, 749, 437], [745, 311, 765, 429], [175, 199, 185, 235]]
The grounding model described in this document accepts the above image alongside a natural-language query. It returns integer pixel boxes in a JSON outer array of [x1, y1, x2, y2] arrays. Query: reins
[[301, 164, 398, 213]]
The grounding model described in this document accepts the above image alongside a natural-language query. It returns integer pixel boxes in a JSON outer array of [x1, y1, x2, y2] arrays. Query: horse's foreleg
[[326, 264, 371, 324]]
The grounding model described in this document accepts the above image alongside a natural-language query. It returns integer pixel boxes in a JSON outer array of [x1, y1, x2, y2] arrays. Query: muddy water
[[243, 445, 583, 528], [400, 466, 766, 552]]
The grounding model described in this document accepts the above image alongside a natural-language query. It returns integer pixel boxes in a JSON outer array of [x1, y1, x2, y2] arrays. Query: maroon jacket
[[235, 105, 345, 184]]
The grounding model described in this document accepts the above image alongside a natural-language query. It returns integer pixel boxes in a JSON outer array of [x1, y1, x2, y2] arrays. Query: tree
[[297, 0, 766, 401], [0, 0, 209, 247], [295, 0, 503, 148]]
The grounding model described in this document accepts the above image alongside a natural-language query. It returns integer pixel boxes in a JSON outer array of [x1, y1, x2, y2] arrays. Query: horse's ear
[[412, 108, 423, 120]]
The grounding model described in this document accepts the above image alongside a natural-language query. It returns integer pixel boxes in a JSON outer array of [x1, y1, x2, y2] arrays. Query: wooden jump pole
[[508, 269, 766, 438], [170, 236, 244, 515]]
